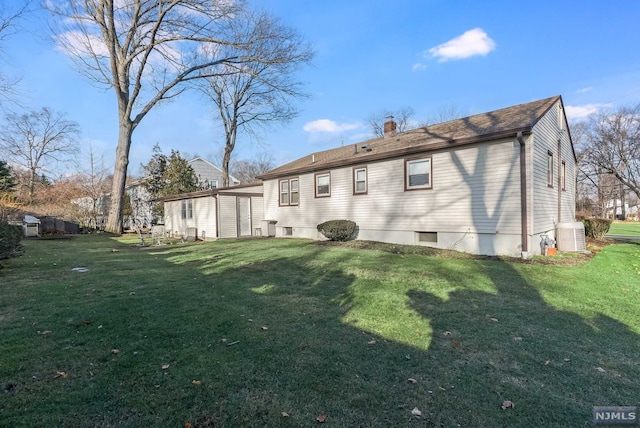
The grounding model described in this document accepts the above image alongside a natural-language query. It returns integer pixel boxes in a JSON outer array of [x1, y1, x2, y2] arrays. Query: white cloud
[[565, 103, 612, 120], [303, 119, 361, 133], [427, 28, 496, 62], [576, 87, 593, 94], [412, 62, 428, 72]]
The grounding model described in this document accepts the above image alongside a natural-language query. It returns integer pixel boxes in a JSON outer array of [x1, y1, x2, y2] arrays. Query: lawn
[[1, 235, 639, 427], [608, 221, 640, 236]]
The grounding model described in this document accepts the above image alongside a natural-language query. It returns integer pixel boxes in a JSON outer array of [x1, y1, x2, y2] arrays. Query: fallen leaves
[[37, 330, 52, 335], [53, 371, 68, 379], [261, 326, 269, 331], [407, 378, 417, 384], [281, 412, 290, 417], [316, 414, 328, 423], [161, 364, 170, 370], [367, 339, 376, 345], [111, 349, 120, 355], [191, 380, 201, 385], [501, 400, 515, 410], [411, 407, 422, 417], [596, 366, 606, 373]]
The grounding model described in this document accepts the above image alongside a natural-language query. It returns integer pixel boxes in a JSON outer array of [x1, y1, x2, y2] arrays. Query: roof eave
[[259, 127, 533, 180]]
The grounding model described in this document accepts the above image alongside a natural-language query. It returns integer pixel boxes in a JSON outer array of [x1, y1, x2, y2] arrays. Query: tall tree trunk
[[28, 167, 36, 205], [222, 144, 232, 188], [105, 122, 133, 234]]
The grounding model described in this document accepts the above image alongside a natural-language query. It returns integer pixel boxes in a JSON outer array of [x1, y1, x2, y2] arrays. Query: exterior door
[[237, 197, 252, 236]]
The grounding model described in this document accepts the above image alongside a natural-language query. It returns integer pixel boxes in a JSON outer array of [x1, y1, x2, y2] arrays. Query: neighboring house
[[100, 157, 239, 229], [605, 199, 639, 220], [163, 183, 264, 240], [190, 157, 240, 189], [258, 95, 577, 257]]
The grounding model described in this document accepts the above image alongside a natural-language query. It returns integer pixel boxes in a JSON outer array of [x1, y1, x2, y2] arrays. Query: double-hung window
[[405, 157, 432, 190], [181, 199, 193, 219], [353, 167, 367, 194], [279, 178, 299, 206], [547, 151, 554, 188], [315, 172, 331, 197], [561, 161, 566, 191]]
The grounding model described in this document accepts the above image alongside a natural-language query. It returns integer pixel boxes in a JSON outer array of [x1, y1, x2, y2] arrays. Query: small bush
[[582, 218, 612, 239], [317, 220, 356, 241], [0, 222, 23, 260]]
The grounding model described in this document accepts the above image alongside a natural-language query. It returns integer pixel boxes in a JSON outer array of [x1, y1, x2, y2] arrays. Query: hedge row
[[0, 222, 22, 260]]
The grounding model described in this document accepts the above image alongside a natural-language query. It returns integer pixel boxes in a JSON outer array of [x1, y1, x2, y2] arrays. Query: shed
[[23, 215, 41, 237]]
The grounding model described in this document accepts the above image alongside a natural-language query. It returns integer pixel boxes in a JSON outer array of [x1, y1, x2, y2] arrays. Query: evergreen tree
[[0, 160, 17, 193]]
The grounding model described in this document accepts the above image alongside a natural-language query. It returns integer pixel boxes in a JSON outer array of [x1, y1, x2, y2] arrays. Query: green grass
[[609, 221, 640, 236], [1, 235, 639, 427]]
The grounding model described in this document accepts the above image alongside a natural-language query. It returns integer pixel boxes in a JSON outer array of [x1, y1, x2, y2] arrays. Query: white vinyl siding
[[165, 196, 216, 240], [263, 139, 522, 237], [530, 100, 575, 234]]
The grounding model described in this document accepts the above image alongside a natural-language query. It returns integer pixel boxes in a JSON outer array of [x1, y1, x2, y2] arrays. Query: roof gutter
[[517, 131, 529, 258]]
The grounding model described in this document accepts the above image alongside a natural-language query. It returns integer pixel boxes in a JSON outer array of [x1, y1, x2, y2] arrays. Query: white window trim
[[315, 172, 331, 198], [353, 166, 367, 194], [405, 157, 432, 190]]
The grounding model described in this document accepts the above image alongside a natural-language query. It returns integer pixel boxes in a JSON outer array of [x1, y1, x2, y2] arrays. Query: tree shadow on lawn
[[4, 238, 639, 427], [142, 243, 640, 427], [406, 260, 640, 427]]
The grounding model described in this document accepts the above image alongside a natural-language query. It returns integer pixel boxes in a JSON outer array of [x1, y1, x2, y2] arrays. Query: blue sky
[[2, 0, 640, 177]]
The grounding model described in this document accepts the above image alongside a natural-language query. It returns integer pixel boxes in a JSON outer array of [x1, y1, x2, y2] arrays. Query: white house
[[257, 96, 577, 257], [101, 157, 240, 229], [189, 157, 240, 189], [163, 183, 264, 240]]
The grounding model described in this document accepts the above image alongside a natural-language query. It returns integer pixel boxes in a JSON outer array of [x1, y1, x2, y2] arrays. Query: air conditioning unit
[[556, 221, 586, 252]]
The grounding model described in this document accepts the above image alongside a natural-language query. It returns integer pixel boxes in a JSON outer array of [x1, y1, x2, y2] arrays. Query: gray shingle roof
[[259, 95, 561, 180]]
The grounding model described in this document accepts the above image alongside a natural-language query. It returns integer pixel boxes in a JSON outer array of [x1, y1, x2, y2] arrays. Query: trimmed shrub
[[582, 218, 612, 239], [317, 220, 356, 241], [0, 222, 23, 260]]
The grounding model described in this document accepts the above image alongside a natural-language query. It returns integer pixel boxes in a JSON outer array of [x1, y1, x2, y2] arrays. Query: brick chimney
[[384, 116, 397, 138]]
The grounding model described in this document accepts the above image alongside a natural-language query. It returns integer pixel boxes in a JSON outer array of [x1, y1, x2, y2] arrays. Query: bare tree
[[47, 0, 299, 233], [230, 151, 274, 184], [366, 107, 415, 138], [78, 145, 112, 228], [581, 105, 640, 202], [0, 107, 80, 204], [0, 1, 31, 109], [199, 11, 313, 186], [422, 103, 468, 126]]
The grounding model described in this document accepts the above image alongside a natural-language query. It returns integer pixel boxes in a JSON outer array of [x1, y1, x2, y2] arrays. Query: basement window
[[417, 232, 437, 244], [283, 227, 293, 236]]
